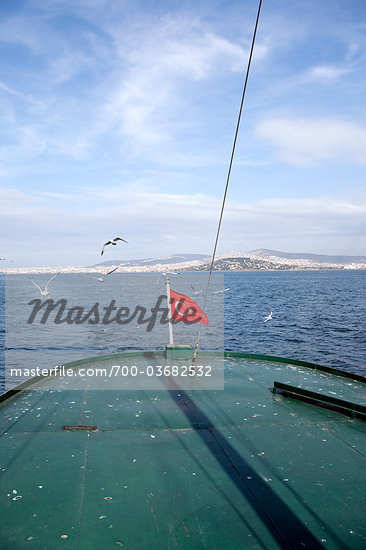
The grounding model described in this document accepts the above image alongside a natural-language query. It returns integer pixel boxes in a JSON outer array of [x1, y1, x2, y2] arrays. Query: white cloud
[[0, 187, 39, 204], [304, 65, 351, 82], [103, 19, 249, 147], [0, 82, 39, 104], [1, 187, 365, 265], [0, 9, 257, 170], [0, 14, 43, 52], [1, 1, 366, 267], [256, 118, 366, 166], [48, 51, 96, 84]]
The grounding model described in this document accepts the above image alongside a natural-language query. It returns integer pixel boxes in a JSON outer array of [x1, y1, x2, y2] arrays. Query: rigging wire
[[193, 0, 263, 360]]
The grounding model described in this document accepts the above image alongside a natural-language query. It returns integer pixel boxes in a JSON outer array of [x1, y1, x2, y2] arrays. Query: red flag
[[169, 289, 209, 325]]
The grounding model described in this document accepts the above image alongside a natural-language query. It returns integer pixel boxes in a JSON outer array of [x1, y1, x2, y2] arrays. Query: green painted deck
[[1, 352, 366, 549]]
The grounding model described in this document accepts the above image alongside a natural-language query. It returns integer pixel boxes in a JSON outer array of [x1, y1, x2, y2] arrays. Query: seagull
[[29, 272, 60, 299], [79, 266, 119, 282], [213, 288, 230, 294], [101, 237, 127, 256], [191, 285, 201, 295], [156, 271, 181, 285], [163, 271, 180, 276], [264, 311, 273, 323], [0, 257, 14, 262]]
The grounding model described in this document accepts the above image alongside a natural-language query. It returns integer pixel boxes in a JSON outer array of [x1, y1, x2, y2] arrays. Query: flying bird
[[191, 285, 201, 295], [162, 271, 180, 276], [101, 237, 127, 255], [29, 272, 60, 300], [79, 266, 119, 282], [264, 311, 273, 323], [156, 271, 181, 286]]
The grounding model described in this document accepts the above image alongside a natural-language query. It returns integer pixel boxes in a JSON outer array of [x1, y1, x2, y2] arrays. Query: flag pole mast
[[164, 274, 174, 345]]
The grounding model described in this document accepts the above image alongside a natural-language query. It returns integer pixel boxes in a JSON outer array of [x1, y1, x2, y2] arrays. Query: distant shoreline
[[2, 267, 365, 275], [2, 249, 366, 274]]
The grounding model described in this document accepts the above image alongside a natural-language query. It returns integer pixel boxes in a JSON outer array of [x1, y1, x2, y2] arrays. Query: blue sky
[[1, 0, 366, 267]]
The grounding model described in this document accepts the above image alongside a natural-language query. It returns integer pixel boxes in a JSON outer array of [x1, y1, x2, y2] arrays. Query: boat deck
[[1, 352, 366, 549]]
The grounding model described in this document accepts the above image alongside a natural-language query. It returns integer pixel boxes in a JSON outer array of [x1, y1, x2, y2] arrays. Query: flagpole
[[164, 274, 174, 345]]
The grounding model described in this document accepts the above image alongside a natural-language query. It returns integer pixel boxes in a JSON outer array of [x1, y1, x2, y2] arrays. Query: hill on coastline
[[91, 249, 366, 271], [3, 250, 366, 274], [92, 253, 209, 268], [250, 249, 366, 265]]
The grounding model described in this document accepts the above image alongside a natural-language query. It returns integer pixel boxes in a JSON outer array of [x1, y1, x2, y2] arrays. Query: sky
[[0, 0, 366, 267]]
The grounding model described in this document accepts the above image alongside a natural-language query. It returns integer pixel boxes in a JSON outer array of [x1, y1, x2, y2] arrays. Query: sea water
[[224, 269, 366, 373]]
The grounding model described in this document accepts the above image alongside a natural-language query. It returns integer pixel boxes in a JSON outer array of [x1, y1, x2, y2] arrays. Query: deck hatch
[[272, 380, 366, 421]]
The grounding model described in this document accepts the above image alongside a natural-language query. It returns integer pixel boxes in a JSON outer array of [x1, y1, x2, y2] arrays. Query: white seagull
[[156, 271, 181, 285], [162, 271, 180, 276], [29, 272, 61, 299], [213, 288, 230, 294], [264, 311, 273, 323], [191, 285, 201, 295], [79, 266, 119, 282], [101, 237, 127, 256]]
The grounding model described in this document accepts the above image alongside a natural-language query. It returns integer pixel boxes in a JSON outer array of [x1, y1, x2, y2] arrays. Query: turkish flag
[[170, 289, 209, 325]]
